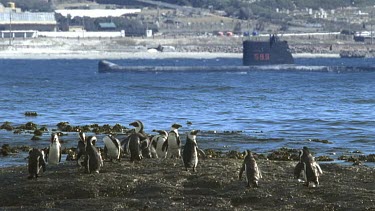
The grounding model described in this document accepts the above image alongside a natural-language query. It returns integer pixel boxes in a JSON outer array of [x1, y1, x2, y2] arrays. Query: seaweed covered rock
[[308, 138, 332, 144], [24, 111, 38, 116], [1, 144, 18, 156], [0, 122, 14, 131], [226, 150, 244, 159], [267, 147, 300, 161], [33, 129, 43, 136], [316, 155, 334, 161], [21, 122, 38, 130], [204, 149, 223, 158]]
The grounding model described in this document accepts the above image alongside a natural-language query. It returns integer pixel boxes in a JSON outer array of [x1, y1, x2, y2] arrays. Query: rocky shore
[[0, 155, 374, 210], [1, 36, 375, 59]]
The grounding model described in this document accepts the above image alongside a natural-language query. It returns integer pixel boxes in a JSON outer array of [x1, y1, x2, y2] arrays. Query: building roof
[[98, 22, 116, 29], [0, 12, 56, 24], [55, 9, 141, 18]]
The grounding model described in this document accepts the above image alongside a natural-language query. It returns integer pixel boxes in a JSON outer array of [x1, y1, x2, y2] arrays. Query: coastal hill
[[0, 0, 374, 58]]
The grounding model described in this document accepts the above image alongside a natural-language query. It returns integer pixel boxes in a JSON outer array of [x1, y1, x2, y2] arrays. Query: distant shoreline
[[0, 50, 340, 60]]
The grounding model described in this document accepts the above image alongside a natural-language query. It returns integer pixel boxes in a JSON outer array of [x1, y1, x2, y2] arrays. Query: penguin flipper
[[315, 163, 323, 175], [177, 136, 181, 147], [162, 139, 168, 152], [239, 164, 245, 180], [59, 148, 62, 163], [197, 148, 206, 159], [121, 137, 130, 154], [151, 138, 158, 150]]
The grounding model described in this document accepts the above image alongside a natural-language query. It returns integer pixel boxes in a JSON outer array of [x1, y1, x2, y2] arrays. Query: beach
[[0, 156, 374, 210]]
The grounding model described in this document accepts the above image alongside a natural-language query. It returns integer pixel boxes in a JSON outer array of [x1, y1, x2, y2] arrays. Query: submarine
[[98, 35, 295, 73], [243, 35, 294, 65]]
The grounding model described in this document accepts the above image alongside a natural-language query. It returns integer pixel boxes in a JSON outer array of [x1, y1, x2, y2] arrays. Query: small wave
[[350, 139, 373, 144], [251, 65, 375, 72], [353, 99, 375, 104]]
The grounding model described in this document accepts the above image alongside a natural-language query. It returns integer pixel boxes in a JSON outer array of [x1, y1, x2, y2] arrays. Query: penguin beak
[[173, 124, 182, 129]]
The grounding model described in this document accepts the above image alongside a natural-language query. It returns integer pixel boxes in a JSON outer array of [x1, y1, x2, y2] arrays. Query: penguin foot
[[313, 182, 319, 188]]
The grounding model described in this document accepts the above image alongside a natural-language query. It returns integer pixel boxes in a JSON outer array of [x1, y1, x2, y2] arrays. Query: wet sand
[[0, 156, 374, 210]]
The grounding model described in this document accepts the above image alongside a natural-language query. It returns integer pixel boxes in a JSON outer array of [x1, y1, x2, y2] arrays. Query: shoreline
[[0, 50, 341, 60]]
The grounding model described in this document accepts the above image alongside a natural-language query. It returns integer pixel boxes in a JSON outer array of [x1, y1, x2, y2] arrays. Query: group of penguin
[[240, 146, 323, 188], [28, 120, 323, 188], [27, 120, 205, 178]]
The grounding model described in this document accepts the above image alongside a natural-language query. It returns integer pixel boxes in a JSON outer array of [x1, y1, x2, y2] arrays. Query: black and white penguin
[[76, 132, 86, 167], [129, 120, 151, 159], [48, 133, 62, 165], [150, 130, 169, 158], [166, 123, 182, 158], [182, 130, 202, 172], [103, 134, 121, 162], [84, 136, 103, 173], [28, 148, 46, 179], [127, 132, 143, 162], [299, 146, 323, 187], [239, 150, 262, 188]]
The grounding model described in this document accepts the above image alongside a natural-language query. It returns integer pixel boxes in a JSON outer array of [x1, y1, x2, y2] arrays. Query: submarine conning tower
[[243, 34, 294, 66]]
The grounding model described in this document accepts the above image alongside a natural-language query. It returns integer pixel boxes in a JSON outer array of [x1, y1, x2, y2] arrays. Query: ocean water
[[0, 58, 374, 167]]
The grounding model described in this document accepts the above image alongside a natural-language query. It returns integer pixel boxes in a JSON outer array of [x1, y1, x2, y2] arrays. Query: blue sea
[[0, 57, 374, 167]]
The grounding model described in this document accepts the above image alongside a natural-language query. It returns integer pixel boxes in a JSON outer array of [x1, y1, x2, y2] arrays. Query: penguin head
[[87, 136, 97, 146], [244, 150, 255, 159], [302, 146, 310, 155], [171, 123, 182, 130], [153, 130, 168, 137], [187, 130, 199, 141], [78, 132, 86, 143], [129, 120, 144, 133], [50, 133, 59, 144]]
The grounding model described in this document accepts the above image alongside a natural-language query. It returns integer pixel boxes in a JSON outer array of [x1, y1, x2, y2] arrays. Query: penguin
[[166, 123, 182, 158], [293, 158, 305, 182], [299, 146, 323, 187], [127, 132, 143, 162], [129, 120, 151, 159], [76, 132, 86, 167], [28, 148, 46, 179], [150, 130, 169, 158], [182, 130, 202, 172], [84, 136, 103, 173], [103, 134, 121, 162], [239, 150, 262, 188], [48, 133, 62, 165]]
